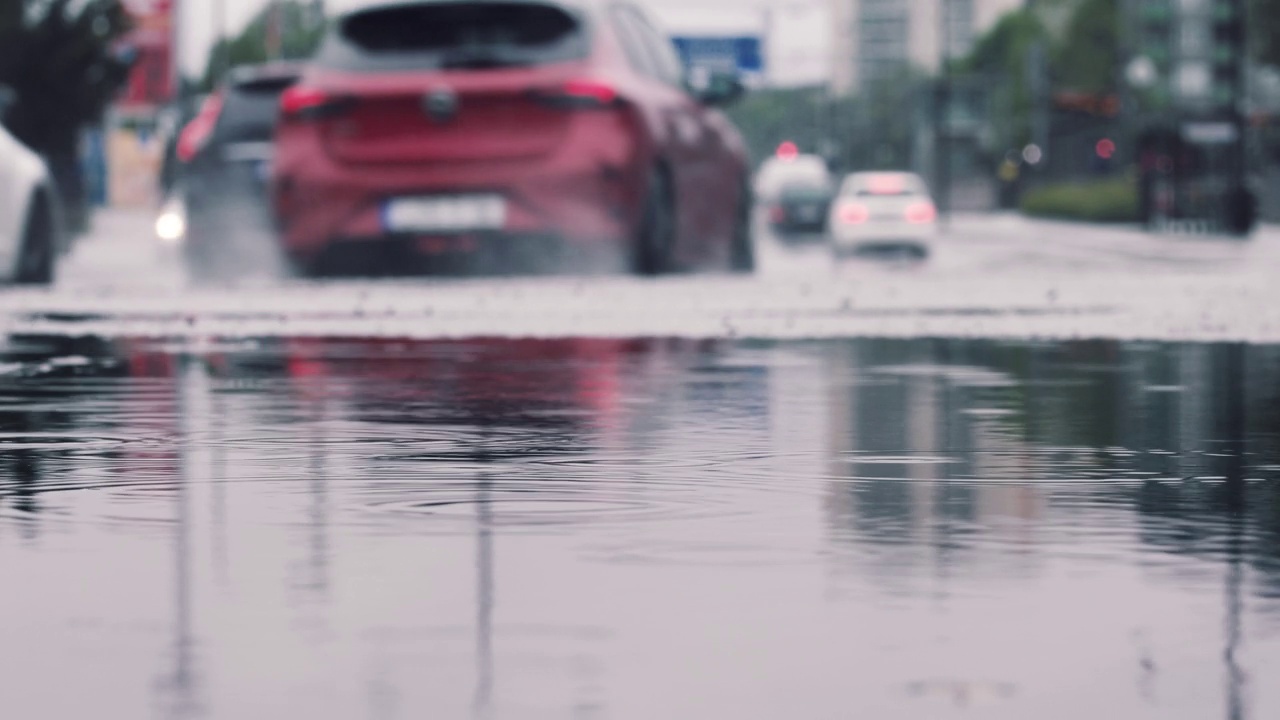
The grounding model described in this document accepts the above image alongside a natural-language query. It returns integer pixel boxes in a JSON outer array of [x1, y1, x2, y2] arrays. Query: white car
[[0, 86, 59, 284], [754, 150, 833, 203], [828, 171, 937, 258]]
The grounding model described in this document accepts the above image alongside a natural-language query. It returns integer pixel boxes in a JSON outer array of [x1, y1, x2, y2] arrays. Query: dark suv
[[769, 181, 834, 237], [175, 63, 302, 279]]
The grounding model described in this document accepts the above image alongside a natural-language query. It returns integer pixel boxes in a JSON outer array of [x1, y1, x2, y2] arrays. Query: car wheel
[[15, 197, 54, 285], [631, 168, 675, 276], [290, 246, 337, 279], [729, 184, 755, 274], [286, 252, 319, 279]]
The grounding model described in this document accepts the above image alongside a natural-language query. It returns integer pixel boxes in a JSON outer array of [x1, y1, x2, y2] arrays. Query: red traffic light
[[1095, 138, 1116, 160]]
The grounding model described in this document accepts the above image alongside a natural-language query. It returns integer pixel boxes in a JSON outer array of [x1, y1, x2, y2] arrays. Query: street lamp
[[1126, 55, 1159, 91]]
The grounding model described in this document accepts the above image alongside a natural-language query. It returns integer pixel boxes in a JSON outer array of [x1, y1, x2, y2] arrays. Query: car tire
[[631, 168, 675, 276], [729, 183, 755, 274], [15, 196, 54, 286], [286, 251, 320, 279]]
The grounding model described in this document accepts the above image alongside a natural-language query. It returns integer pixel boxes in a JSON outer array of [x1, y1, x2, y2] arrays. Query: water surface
[[2, 336, 1279, 719]]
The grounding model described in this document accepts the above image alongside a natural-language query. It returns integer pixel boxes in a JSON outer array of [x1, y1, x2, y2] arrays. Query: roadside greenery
[[960, 8, 1049, 151], [959, 0, 1119, 152], [727, 67, 926, 173], [200, 1, 326, 89], [1252, 0, 1280, 68], [726, 86, 834, 166], [1054, 0, 1119, 96], [1020, 176, 1139, 223]]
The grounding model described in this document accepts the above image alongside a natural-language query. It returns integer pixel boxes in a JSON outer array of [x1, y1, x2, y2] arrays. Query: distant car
[[271, 0, 754, 277], [0, 85, 59, 284], [828, 171, 937, 257], [768, 180, 834, 237], [173, 63, 302, 277]]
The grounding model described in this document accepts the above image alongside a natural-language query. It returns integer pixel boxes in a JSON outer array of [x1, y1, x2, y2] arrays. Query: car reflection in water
[[145, 336, 729, 718]]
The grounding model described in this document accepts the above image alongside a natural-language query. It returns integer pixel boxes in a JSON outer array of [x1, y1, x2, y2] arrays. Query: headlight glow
[[155, 210, 186, 243]]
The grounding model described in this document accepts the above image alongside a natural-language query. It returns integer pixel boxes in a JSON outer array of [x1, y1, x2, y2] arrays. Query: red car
[[271, 0, 754, 276]]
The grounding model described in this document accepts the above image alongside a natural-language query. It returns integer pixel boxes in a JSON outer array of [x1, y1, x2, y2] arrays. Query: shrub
[[1020, 177, 1139, 223]]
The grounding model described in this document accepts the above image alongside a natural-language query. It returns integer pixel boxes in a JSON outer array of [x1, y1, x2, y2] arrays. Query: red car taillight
[[905, 201, 937, 224], [836, 200, 870, 225], [280, 85, 355, 121], [175, 92, 223, 163], [533, 79, 621, 110]]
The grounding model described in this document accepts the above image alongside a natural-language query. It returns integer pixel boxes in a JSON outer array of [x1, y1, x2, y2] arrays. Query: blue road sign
[[670, 36, 763, 76]]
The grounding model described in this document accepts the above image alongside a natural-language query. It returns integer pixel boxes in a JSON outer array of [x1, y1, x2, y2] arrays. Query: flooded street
[[6, 0, 1278, 714], [8, 210, 1280, 343], [3, 334, 1279, 718]]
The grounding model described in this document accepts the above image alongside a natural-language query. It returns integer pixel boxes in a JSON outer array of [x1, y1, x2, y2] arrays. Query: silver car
[[828, 171, 937, 258]]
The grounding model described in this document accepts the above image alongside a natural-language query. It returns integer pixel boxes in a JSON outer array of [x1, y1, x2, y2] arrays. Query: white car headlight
[[155, 198, 186, 243]]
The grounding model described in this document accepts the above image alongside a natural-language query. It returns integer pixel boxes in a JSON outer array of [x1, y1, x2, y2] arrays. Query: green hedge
[[1020, 177, 1140, 223]]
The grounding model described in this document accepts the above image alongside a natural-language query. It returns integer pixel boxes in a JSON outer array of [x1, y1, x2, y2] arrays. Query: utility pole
[[1228, 0, 1250, 235], [935, 0, 952, 232], [212, 0, 227, 85], [1027, 40, 1049, 168], [760, 6, 773, 89], [266, 0, 284, 62]]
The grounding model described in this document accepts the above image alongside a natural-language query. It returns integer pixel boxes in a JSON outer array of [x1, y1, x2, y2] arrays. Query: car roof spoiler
[[228, 62, 305, 89]]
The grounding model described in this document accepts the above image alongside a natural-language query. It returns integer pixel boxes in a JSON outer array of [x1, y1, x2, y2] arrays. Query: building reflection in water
[[821, 338, 1278, 717], [824, 339, 1041, 589]]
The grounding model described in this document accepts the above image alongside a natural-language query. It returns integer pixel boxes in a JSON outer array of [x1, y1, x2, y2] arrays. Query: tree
[[0, 0, 133, 230], [726, 85, 834, 166], [960, 0, 1122, 164], [1054, 0, 1119, 95], [200, 0, 326, 90], [961, 9, 1049, 150], [855, 67, 928, 170], [1252, 0, 1280, 68]]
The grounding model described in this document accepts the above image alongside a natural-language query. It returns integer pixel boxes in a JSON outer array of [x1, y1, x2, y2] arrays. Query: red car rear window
[[321, 1, 589, 71]]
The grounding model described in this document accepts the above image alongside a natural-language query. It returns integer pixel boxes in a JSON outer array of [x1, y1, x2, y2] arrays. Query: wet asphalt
[[2, 214, 1280, 718], [10, 210, 1280, 343]]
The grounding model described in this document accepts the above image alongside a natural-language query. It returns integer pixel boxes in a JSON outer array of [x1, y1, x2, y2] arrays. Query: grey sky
[[175, 0, 831, 85]]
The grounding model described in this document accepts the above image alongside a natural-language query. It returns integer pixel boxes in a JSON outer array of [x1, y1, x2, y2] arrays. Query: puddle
[[2, 335, 1279, 718]]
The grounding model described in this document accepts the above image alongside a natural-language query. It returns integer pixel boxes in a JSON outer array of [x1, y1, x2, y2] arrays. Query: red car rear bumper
[[272, 117, 646, 263]]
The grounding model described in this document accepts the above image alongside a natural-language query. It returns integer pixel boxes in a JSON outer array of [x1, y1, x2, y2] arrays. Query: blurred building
[[118, 0, 177, 111], [828, 0, 1022, 95], [100, 0, 177, 208]]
